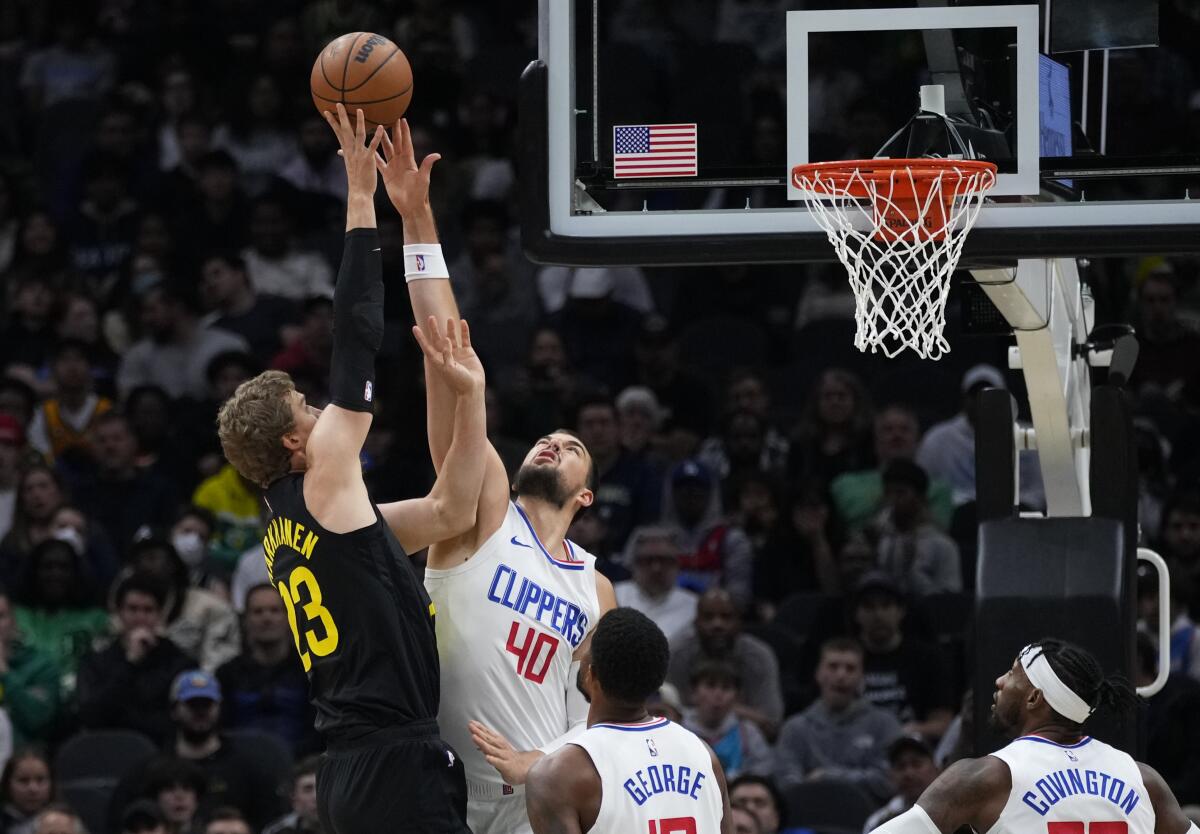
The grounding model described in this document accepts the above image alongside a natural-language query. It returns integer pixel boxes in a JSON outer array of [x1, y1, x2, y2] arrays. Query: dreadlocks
[[1027, 638, 1142, 726]]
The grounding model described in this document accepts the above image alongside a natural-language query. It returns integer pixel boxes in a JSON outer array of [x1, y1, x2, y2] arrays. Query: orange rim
[[791, 158, 997, 200]]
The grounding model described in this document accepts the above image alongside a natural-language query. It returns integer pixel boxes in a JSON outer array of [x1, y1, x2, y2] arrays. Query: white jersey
[[571, 717, 724, 834], [989, 735, 1155, 834], [425, 501, 600, 797]]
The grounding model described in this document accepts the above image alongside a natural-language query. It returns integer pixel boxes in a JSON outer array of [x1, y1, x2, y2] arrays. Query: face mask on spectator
[[172, 531, 206, 566], [51, 526, 85, 555]]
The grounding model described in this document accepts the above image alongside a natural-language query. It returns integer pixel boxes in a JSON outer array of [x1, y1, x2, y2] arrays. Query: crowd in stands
[[3, 2, 1200, 834]]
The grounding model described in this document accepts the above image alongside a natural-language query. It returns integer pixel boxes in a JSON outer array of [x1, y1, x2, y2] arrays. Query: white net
[[792, 161, 996, 360]]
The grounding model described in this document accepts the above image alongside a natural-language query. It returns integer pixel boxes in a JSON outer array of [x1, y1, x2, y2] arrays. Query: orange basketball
[[310, 32, 413, 131]]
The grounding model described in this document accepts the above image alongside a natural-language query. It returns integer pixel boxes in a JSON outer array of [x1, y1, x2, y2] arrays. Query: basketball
[[310, 32, 413, 131]]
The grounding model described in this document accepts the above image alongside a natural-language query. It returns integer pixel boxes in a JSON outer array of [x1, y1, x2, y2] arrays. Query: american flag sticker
[[613, 124, 698, 179]]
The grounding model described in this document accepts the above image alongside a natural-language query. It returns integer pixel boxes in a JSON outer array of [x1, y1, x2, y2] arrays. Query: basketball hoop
[[791, 158, 997, 360]]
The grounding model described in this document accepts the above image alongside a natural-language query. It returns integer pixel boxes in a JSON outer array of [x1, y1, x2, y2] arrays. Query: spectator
[[498, 327, 585, 443], [0, 381, 37, 437], [1137, 566, 1200, 681], [240, 198, 333, 302], [29, 805, 83, 834], [0, 588, 59, 744], [12, 538, 107, 694], [1160, 489, 1200, 586], [667, 589, 783, 736], [66, 154, 140, 296], [575, 396, 662, 555], [119, 800, 167, 834], [0, 417, 23, 542], [701, 371, 791, 483], [661, 459, 753, 606], [615, 386, 666, 461], [729, 775, 794, 834], [204, 808, 251, 834], [143, 758, 204, 834], [916, 365, 1044, 510], [200, 252, 297, 359], [47, 503, 119, 591], [446, 200, 537, 372], [5, 215, 76, 304], [169, 508, 225, 596], [76, 572, 194, 743], [261, 757, 320, 834], [173, 151, 250, 261], [28, 339, 113, 464], [0, 466, 66, 573], [278, 114, 346, 204], [730, 805, 762, 834], [754, 484, 840, 610], [774, 638, 901, 800], [70, 412, 181, 550], [0, 275, 55, 371], [215, 584, 315, 754], [1134, 632, 1200, 804], [53, 294, 118, 393], [125, 385, 195, 488], [223, 76, 299, 198], [862, 737, 941, 832], [548, 270, 645, 390], [191, 464, 263, 576], [647, 683, 685, 724], [682, 661, 773, 780], [633, 314, 714, 446], [125, 537, 240, 672], [537, 265, 654, 316], [1129, 266, 1200, 400], [614, 526, 698, 644], [831, 405, 953, 533], [268, 297, 332, 401], [117, 282, 249, 401], [873, 460, 962, 596], [788, 368, 875, 487], [18, 11, 114, 110], [0, 750, 53, 834]]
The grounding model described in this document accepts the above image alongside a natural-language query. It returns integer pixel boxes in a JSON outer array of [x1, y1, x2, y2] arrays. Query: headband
[[1020, 644, 1094, 724]]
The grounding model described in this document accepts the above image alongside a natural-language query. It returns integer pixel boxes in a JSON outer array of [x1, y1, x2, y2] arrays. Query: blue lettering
[[647, 766, 663, 793], [1108, 779, 1126, 803], [1099, 773, 1111, 798], [1036, 779, 1059, 807], [678, 766, 692, 795], [1047, 772, 1068, 798], [575, 612, 589, 645], [662, 764, 676, 793], [636, 770, 652, 796], [487, 566, 511, 604], [1067, 770, 1084, 795], [690, 771, 706, 800], [1121, 790, 1139, 815], [522, 583, 542, 615], [623, 778, 647, 806], [562, 605, 578, 640], [1022, 792, 1050, 816], [1085, 770, 1099, 795], [537, 590, 556, 621], [551, 598, 568, 632], [504, 576, 525, 609]]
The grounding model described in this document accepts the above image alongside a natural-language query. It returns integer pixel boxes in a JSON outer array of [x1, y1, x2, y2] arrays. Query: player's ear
[[281, 430, 304, 452], [576, 487, 594, 509]]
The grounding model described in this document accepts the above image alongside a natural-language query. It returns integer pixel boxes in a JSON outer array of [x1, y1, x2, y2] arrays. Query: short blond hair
[[217, 371, 296, 487]]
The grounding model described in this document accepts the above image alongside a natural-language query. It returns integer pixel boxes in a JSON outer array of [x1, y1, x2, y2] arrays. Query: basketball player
[[374, 118, 617, 833], [217, 104, 488, 834], [526, 607, 732, 834], [870, 638, 1196, 834]]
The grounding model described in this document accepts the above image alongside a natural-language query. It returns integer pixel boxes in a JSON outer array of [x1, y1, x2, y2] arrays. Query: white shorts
[[467, 793, 532, 834]]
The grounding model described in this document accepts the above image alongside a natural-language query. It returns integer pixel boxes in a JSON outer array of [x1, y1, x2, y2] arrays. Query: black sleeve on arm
[[330, 228, 384, 412]]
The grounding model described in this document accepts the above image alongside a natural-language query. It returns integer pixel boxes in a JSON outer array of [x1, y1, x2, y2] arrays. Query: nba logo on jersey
[[364, 380, 373, 402], [415, 254, 426, 271], [646, 738, 659, 758]]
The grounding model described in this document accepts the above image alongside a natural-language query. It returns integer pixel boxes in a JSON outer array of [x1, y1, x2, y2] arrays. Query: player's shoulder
[[939, 755, 1013, 794], [530, 743, 600, 793]]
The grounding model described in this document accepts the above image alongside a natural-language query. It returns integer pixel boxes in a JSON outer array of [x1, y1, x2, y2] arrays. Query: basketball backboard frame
[[524, 0, 1200, 267]]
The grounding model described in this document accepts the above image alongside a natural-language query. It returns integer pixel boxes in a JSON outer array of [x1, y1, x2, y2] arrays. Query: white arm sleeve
[[871, 805, 942, 834]]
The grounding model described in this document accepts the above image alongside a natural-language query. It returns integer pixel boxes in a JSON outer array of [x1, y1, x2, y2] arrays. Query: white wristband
[[404, 243, 449, 282]]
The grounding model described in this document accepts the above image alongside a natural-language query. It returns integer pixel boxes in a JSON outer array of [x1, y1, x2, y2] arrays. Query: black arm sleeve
[[329, 228, 384, 412]]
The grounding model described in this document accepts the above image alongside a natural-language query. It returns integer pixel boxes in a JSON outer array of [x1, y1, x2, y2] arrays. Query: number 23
[[279, 566, 340, 672]]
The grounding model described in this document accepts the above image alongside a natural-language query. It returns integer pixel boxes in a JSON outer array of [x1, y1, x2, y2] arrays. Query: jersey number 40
[[505, 621, 559, 684], [278, 566, 340, 672]]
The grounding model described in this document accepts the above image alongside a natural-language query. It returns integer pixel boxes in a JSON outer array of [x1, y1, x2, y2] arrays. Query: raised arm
[[377, 118, 511, 545], [304, 104, 385, 533], [379, 318, 489, 554]]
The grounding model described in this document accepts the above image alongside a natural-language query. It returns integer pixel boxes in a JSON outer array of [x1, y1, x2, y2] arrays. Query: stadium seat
[[783, 779, 876, 834], [54, 730, 157, 834]]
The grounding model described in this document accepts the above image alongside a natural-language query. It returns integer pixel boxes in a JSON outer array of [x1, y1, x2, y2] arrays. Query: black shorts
[[317, 723, 469, 834]]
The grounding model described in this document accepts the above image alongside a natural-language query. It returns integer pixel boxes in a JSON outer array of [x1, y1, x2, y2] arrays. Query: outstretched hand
[[468, 720, 543, 786], [376, 117, 441, 218], [322, 103, 384, 197], [412, 316, 484, 396]]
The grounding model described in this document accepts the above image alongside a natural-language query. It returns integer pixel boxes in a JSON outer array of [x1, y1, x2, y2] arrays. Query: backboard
[[523, 0, 1200, 266]]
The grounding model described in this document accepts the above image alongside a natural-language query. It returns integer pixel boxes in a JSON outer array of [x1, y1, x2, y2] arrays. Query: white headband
[[1020, 644, 1094, 724]]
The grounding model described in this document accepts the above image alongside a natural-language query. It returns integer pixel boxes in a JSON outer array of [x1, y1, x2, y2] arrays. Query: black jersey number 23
[[277, 566, 340, 672]]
